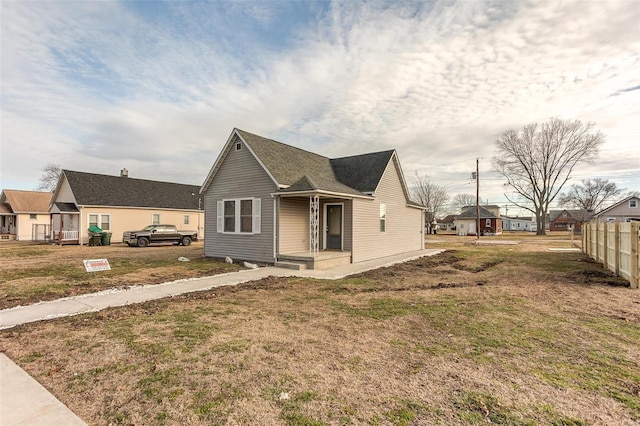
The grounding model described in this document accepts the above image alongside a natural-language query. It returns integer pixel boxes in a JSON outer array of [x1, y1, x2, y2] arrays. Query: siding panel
[[352, 160, 422, 263], [279, 198, 309, 253], [204, 137, 276, 263]]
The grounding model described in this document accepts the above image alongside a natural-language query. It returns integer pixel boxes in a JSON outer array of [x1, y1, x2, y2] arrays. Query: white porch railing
[[52, 230, 79, 240]]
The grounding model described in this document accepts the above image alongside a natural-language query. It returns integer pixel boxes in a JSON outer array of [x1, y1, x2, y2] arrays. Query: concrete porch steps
[[274, 261, 307, 270]]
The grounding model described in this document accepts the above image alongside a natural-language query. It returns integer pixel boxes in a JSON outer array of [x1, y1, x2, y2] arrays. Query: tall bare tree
[[493, 118, 604, 235], [36, 163, 62, 192], [452, 193, 477, 212], [411, 172, 449, 231], [558, 178, 623, 212]]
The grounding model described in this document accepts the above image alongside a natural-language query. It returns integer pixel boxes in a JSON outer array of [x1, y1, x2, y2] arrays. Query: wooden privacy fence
[[583, 221, 639, 288]]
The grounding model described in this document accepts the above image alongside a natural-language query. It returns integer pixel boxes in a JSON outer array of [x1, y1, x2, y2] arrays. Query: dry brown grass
[[0, 241, 238, 309], [1, 238, 638, 425]]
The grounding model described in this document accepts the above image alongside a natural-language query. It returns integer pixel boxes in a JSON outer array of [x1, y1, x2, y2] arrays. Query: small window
[[240, 199, 252, 233], [379, 204, 386, 233], [152, 214, 160, 225], [630, 200, 637, 208], [236, 142, 242, 151], [89, 214, 110, 231], [101, 215, 110, 231], [30, 214, 37, 220], [184, 215, 190, 225], [224, 200, 236, 232], [562, 212, 568, 217]]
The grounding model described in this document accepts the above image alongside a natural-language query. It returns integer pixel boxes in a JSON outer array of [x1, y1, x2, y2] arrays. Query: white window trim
[[486, 218, 491, 226], [184, 215, 190, 225], [379, 203, 387, 234], [629, 200, 637, 208], [152, 214, 161, 225], [218, 198, 261, 235], [87, 213, 111, 231]]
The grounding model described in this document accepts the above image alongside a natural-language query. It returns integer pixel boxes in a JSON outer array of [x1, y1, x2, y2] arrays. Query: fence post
[[631, 222, 639, 289], [603, 222, 608, 269], [613, 222, 620, 276]]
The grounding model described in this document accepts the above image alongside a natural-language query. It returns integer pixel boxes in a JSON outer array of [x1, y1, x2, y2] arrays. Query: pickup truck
[[123, 224, 198, 247]]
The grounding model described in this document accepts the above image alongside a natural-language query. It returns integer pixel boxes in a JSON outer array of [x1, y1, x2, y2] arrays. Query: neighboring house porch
[[50, 203, 80, 245]]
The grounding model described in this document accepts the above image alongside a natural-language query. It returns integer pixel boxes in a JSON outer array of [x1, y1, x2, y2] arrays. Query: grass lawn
[[1, 238, 638, 425], [0, 241, 238, 309]]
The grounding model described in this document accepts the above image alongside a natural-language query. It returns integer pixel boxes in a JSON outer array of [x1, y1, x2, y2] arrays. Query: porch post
[[309, 195, 319, 258], [59, 214, 63, 245]]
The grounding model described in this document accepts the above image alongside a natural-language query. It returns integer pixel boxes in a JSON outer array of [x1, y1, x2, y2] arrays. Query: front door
[[326, 204, 342, 250]]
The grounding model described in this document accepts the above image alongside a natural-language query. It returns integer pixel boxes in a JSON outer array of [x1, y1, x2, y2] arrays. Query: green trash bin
[[89, 232, 102, 246], [101, 232, 112, 246]]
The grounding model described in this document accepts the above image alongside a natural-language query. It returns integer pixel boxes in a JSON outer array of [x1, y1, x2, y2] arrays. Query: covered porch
[[0, 205, 16, 241], [50, 203, 80, 245], [276, 193, 353, 270]]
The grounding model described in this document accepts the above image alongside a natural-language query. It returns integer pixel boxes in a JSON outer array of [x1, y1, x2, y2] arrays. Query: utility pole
[[476, 158, 480, 240]]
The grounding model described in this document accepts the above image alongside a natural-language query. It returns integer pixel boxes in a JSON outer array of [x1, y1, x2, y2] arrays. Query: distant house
[[200, 128, 425, 269], [437, 214, 457, 232], [593, 196, 640, 223], [502, 216, 536, 232], [454, 205, 503, 236], [548, 209, 594, 233], [49, 169, 204, 245], [0, 190, 52, 241]]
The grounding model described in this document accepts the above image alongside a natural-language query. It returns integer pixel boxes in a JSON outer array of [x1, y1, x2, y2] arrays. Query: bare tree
[[36, 163, 62, 192], [452, 193, 476, 212], [411, 172, 449, 231], [493, 118, 604, 235], [558, 178, 623, 212]]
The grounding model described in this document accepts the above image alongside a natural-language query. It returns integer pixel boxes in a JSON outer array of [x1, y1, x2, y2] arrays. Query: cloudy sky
[[1, 0, 638, 213]]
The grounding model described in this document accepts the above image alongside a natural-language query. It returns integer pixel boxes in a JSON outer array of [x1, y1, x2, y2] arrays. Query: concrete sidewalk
[[0, 249, 442, 330], [0, 354, 86, 425], [1, 249, 442, 426]]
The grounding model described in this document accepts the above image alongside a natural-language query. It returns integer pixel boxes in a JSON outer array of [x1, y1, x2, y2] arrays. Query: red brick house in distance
[[548, 209, 594, 233]]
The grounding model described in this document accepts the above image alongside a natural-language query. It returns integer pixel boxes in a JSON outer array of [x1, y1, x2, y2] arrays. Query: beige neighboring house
[[201, 128, 425, 269], [0, 190, 53, 241], [49, 169, 204, 245], [593, 196, 640, 223]]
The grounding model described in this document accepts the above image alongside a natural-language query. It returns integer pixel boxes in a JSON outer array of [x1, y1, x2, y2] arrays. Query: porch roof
[[276, 175, 371, 199], [53, 202, 79, 213]]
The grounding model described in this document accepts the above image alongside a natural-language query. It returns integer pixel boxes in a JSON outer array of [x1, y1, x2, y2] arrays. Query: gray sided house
[[593, 196, 640, 223], [502, 216, 536, 232], [201, 129, 425, 269]]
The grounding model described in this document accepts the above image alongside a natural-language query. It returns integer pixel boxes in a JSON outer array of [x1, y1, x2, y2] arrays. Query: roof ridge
[[332, 149, 395, 161], [63, 169, 200, 188]]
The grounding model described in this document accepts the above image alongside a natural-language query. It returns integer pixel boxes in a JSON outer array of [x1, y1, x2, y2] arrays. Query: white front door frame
[[323, 202, 344, 250]]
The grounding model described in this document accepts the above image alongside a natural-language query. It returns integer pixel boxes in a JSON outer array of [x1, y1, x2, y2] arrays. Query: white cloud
[[1, 0, 638, 207]]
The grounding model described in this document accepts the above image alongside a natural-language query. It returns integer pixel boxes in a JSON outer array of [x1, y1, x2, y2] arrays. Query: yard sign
[[83, 259, 111, 272]]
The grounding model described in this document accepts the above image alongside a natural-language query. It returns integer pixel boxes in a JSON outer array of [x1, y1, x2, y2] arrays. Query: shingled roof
[[0, 190, 52, 213], [59, 170, 202, 210], [457, 205, 501, 219], [221, 129, 409, 200]]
